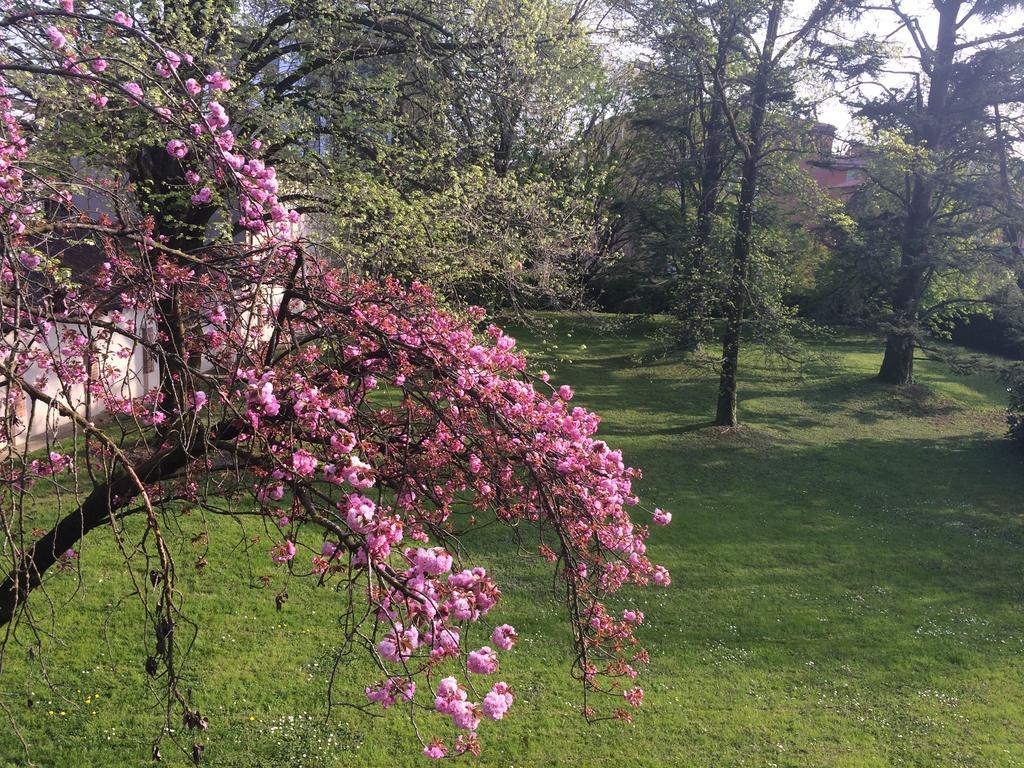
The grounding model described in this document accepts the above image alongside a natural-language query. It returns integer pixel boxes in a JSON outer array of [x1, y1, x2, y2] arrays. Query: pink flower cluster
[[365, 678, 415, 709], [467, 646, 498, 674], [482, 682, 513, 720]]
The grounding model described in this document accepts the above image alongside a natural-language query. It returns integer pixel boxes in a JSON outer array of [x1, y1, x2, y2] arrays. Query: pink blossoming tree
[[0, 3, 670, 760]]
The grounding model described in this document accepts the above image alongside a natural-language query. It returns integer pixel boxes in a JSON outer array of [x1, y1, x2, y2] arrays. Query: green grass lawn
[[3, 315, 1024, 767]]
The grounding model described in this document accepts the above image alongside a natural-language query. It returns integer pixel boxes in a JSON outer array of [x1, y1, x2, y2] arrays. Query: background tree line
[[35, 0, 1024, 427]]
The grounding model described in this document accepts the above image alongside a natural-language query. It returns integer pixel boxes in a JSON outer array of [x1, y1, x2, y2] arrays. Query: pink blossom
[[423, 740, 447, 759], [121, 82, 143, 101], [491, 624, 518, 651], [366, 678, 415, 709], [166, 139, 188, 159], [482, 682, 513, 720], [291, 448, 317, 477], [205, 71, 232, 91], [434, 676, 465, 714], [216, 130, 235, 151], [558, 384, 573, 401], [185, 170, 201, 185], [345, 493, 375, 533], [190, 391, 207, 411], [57, 548, 78, 571], [467, 646, 498, 674], [249, 381, 279, 416], [112, 10, 133, 27], [377, 624, 419, 661], [455, 733, 481, 756], [340, 455, 374, 488], [60, 0, 74, 11], [624, 687, 644, 707], [207, 304, 226, 324], [45, 26, 67, 49], [450, 700, 481, 731], [185, 78, 202, 96], [411, 547, 453, 576], [191, 187, 213, 205], [652, 565, 671, 587], [271, 539, 296, 564], [652, 508, 672, 526], [256, 482, 285, 504], [205, 101, 229, 129], [19, 251, 40, 270], [90, 58, 108, 73], [321, 541, 339, 559]]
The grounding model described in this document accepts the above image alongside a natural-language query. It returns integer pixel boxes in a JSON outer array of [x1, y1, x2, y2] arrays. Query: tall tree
[[617, 0, 865, 425], [866, 0, 1024, 384], [712, 0, 853, 425]]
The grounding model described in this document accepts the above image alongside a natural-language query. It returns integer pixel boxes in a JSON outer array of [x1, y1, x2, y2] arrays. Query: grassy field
[[3, 315, 1024, 767]]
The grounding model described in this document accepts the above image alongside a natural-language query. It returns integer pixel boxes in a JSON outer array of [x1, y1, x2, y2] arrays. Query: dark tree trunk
[[878, 262, 928, 384], [993, 106, 1024, 286], [0, 443, 189, 626], [878, 332, 915, 384], [714, 148, 758, 426], [714, 0, 781, 427], [128, 145, 215, 416], [491, 96, 521, 178], [0, 421, 237, 627]]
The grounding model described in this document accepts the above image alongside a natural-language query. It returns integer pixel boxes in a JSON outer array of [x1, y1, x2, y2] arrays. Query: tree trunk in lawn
[[714, 147, 758, 426], [714, 0, 781, 427], [878, 258, 929, 385], [877, 330, 916, 385], [877, 1, 960, 384]]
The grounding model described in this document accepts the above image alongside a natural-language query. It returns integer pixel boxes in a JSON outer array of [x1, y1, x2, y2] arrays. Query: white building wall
[[3, 309, 155, 453]]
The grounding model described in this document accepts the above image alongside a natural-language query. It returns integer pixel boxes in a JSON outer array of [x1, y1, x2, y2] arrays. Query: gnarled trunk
[[878, 332, 915, 385], [0, 443, 187, 626], [0, 421, 236, 627]]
